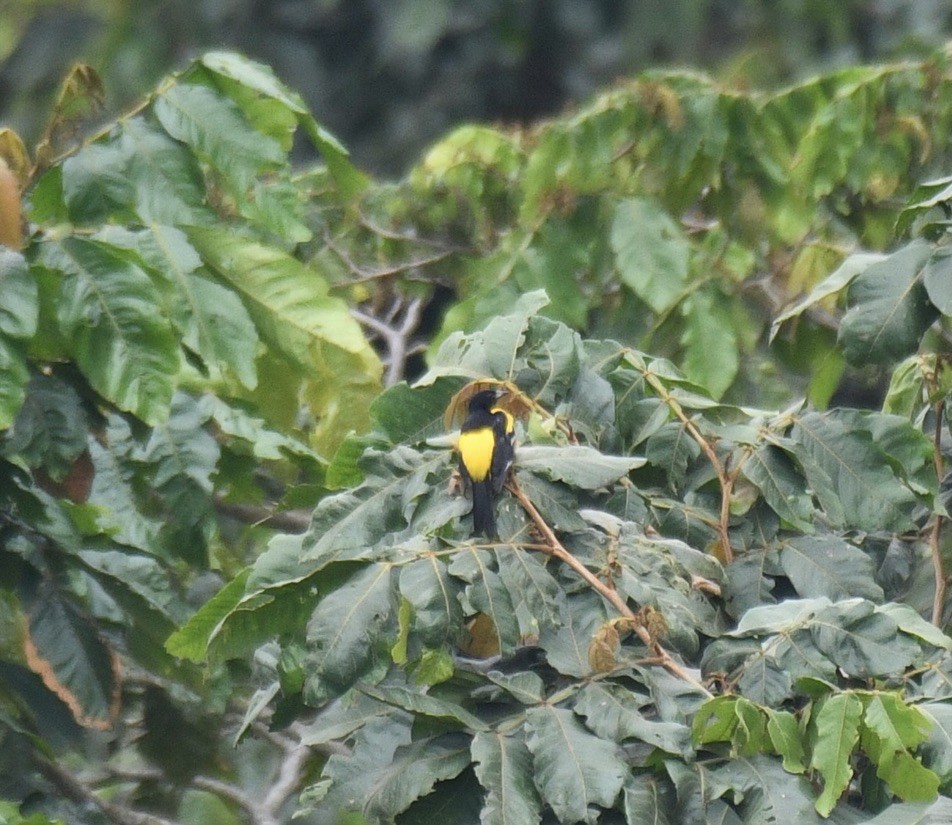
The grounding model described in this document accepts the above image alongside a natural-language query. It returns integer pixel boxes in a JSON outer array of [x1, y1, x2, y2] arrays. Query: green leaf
[[741, 445, 814, 532], [857, 798, 952, 824], [0, 336, 29, 430], [305, 563, 396, 701], [611, 197, 690, 314], [496, 546, 563, 635], [809, 601, 918, 678], [357, 682, 487, 731], [154, 82, 284, 192], [863, 693, 938, 802], [363, 734, 472, 821], [621, 775, 675, 825], [398, 557, 465, 649], [303, 448, 446, 565], [791, 411, 916, 532], [472, 730, 543, 825], [448, 548, 520, 657], [318, 713, 412, 815], [101, 224, 259, 389], [780, 535, 884, 602], [919, 703, 952, 784], [766, 709, 806, 773], [0, 248, 38, 340], [3, 373, 88, 479], [371, 379, 461, 445], [525, 705, 627, 823], [692, 695, 767, 756], [574, 682, 691, 756], [770, 252, 886, 340], [679, 288, 738, 400], [923, 246, 952, 315], [838, 240, 938, 365], [118, 118, 209, 225], [811, 692, 864, 816], [165, 569, 251, 662], [187, 226, 371, 360], [514, 445, 644, 490], [427, 289, 551, 381], [37, 237, 179, 424]]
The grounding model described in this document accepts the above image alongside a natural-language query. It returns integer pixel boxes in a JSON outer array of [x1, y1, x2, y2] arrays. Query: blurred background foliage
[[3, 0, 952, 176]]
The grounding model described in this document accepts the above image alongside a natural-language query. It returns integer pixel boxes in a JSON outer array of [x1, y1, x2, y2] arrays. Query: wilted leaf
[[24, 590, 120, 730]]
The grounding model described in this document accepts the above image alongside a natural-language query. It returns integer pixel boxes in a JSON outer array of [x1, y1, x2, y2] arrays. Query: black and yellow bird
[[458, 388, 514, 538]]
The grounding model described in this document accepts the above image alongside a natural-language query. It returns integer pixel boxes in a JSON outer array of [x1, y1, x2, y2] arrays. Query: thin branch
[[324, 231, 455, 283], [214, 496, 311, 533], [638, 368, 735, 564], [931, 398, 947, 626], [508, 478, 712, 695], [35, 759, 180, 825]]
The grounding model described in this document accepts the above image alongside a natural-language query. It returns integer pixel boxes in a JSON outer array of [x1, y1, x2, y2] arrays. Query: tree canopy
[[2, 45, 952, 824]]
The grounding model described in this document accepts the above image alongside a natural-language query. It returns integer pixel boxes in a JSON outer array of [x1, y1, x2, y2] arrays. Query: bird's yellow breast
[[458, 427, 495, 481]]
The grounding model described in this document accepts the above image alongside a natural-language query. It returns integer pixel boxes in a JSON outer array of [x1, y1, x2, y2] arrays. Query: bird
[[457, 388, 514, 538]]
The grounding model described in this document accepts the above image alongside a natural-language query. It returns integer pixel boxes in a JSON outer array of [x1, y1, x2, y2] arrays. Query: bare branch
[[352, 295, 425, 386], [508, 478, 712, 695], [35, 759, 180, 825]]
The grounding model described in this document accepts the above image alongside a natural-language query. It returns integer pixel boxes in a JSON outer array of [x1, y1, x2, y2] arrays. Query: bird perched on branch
[[457, 388, 514, 538]]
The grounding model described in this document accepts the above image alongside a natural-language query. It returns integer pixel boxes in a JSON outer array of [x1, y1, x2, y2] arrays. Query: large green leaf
[[514, 445, 644, 489], [679, 288, 739, 400], [811, 692, 864, 817], [779, 535, 884, 602], [187, 226, 371, 360], [472, 730, 542, 825], [525, 705, 627, 823], [398, 557, 465, 649], [838, 240, 938, 365], [154, 82, 284, 193], [741, 445, 814, 532], [2, 373, 88, 479], [611, 197, 690, 314], [0, 248, 38, 340], [99, 224, 259, 389], [199, 50, 369, 199], [362, 733, 472, 821], [574, 682, 691, 757], [448, 547, 520, 657], [37, 237, 179, 424], [862, 692, 938, 802], [0, 336, 29, 430], [305, 563, 397, 702], [790, 411, 917, 532]]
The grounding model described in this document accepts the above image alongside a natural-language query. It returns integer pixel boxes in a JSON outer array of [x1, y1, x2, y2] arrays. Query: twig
[[324, 231, 455, 283], [34, 759, 180, 825], [931, 398, 947, 626], [214, 496, 311, 533], [508, 479, 712, 695], [638, 368, 736, 564]]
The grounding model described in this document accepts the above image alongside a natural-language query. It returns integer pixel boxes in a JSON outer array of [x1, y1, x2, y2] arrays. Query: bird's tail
[[471, 478, 497, 538]]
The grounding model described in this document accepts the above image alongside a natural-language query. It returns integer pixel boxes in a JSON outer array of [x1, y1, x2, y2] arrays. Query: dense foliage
[[3, 46, 952, 824]]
